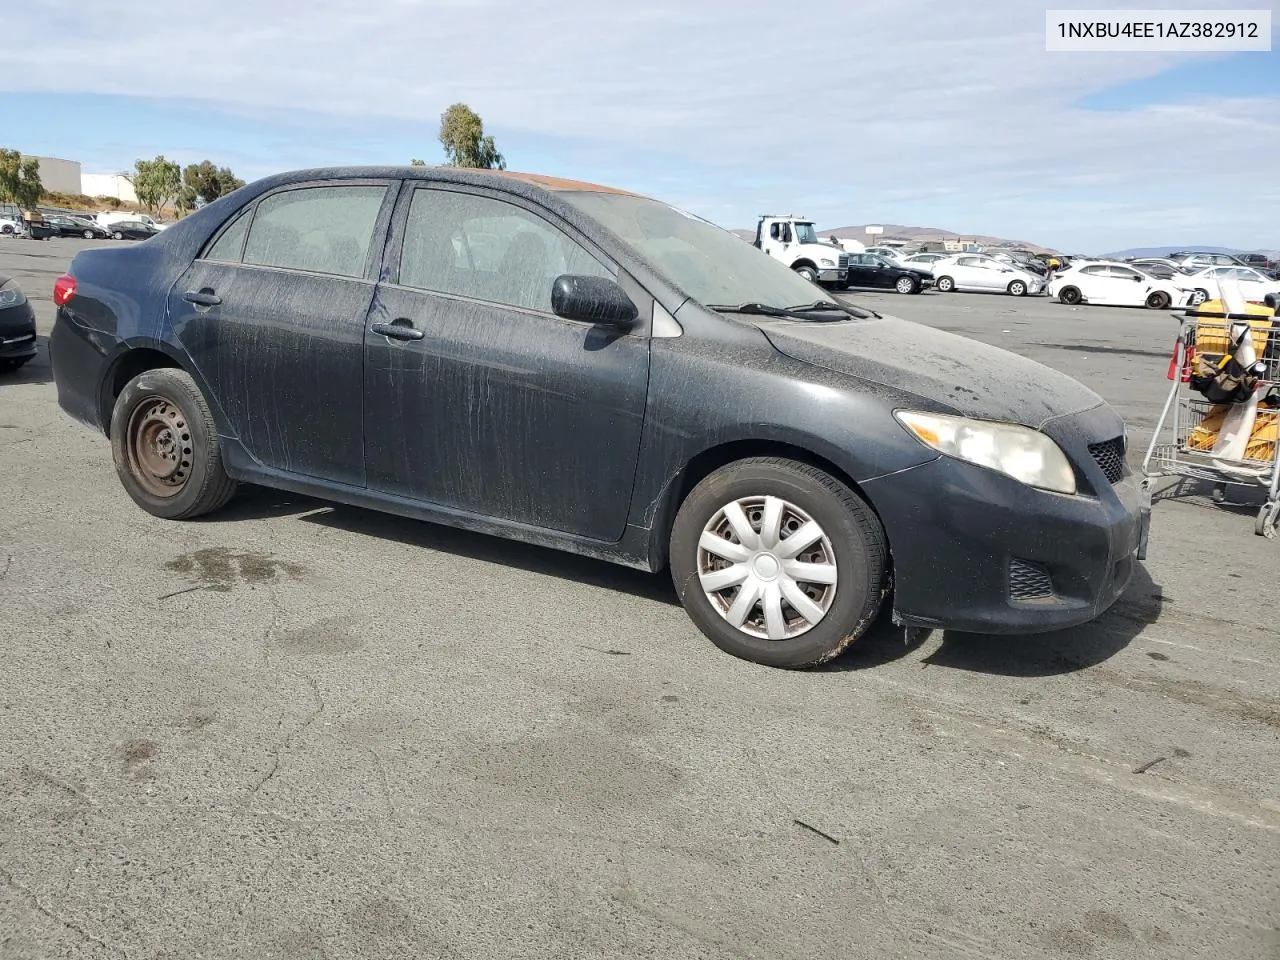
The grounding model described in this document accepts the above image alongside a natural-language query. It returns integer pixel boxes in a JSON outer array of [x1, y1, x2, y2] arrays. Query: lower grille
[[1009, 558, 1054, 600], [1088, 436, 1126, 484]]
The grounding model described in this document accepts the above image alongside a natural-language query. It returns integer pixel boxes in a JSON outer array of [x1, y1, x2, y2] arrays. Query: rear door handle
[[183, 290, 221, 306], [371, 319, 425, 341]]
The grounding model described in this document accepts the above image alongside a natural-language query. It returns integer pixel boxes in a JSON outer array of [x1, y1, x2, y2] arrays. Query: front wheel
[[794, 265, 818, 284], [1190, 289, 1209, 306], [112, 230, 124, 240], [109, 368, 238, 520], [1145, 291, 1171, 310], [1256, 501, 1279, 539], [935, 275, 955, 292], [894, 275, 918, 294], [1058, 286, 1082, 305], [82, 229, 94, 239], [669, 457, 888, 669], [1007, 279, 1027, 297]]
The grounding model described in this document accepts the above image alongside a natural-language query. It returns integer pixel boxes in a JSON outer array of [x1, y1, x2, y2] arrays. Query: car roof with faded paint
[[250, 165, 650, 200]]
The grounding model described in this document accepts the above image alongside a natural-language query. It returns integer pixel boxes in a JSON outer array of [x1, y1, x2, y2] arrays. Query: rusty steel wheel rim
[[125, 396, 193, 498]]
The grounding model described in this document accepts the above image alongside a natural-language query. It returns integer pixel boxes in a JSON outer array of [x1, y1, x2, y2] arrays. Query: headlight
[[895, 410, 1077, 495], [819, 258, 835, 268], [0, 279, 27, 309]]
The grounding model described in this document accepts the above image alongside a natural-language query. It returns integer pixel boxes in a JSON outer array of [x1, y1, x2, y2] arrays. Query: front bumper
[[818, 268, 848, 284], [860, 406, 1143, 634]]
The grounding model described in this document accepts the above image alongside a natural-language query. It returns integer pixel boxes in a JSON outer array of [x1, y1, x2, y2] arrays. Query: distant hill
[[1105, 245, 1280, 259]]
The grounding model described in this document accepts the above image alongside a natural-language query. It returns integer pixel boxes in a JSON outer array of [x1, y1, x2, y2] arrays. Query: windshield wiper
[[708, 300, 880, 321], [785, 299, 882, 320], [707, 302, 818, 320]]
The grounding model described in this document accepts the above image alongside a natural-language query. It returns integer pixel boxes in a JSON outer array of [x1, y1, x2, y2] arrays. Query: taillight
[[53, 274, 76, 306]]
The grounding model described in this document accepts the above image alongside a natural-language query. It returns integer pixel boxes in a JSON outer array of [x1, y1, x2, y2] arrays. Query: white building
[[32, 156, 83, 196], [81, 172, 139, 204]]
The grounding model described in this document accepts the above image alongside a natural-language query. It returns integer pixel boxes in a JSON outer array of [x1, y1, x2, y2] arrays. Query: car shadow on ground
[[915, 563, 1164, 677], [0, 335, 52, 385], [213, 486, 1163, 672], [243, 491, 684, 607]]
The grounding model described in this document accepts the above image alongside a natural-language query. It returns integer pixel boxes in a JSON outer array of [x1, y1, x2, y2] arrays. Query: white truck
[[753, 215, 849, 288], [95, 211, 168, 231]]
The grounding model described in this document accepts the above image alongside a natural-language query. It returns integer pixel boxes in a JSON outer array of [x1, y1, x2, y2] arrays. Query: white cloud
[[6, 0, 1278, 248]]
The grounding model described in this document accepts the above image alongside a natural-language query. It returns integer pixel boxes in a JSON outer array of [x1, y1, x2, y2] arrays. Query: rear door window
[[241, 185, 387, 278]]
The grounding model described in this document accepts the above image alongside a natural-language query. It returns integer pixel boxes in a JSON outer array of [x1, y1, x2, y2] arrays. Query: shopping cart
[[1141, 298, 1280, 538]]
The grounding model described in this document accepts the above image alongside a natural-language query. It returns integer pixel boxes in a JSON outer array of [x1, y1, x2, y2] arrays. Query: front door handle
[[371, 319, 424, 341], [183, 290, 221, 306]]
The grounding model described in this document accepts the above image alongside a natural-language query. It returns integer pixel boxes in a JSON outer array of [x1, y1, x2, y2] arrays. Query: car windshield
[[559, 191, 839, 310]]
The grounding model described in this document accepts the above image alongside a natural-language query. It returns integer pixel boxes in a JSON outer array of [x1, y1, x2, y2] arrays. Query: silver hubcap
[[697, 495, 838, 640], [897, 278, 912, 292]]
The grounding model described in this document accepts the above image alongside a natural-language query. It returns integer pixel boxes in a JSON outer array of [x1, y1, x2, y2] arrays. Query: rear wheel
[[1145, 291, 1171, 309], [894, 275, 917, 294], [1007, 279, 1027, 297], [935, 275, 955, 292], [669, 457, 887, 669], [1190, 289, 1209, 306], [1059, 286, 1082, 305], [82, 229, 94, 239], [109, 368, 238, 520], [112, 230, 124, 240]]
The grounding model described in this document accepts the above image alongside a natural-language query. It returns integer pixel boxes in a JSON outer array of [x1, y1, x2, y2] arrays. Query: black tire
[[1, 225, 12, 235], [112, 230, 124, 240], [794, 264, 818, 284], [109, 368, 238, 520], [935, 275, 955, 292], [669, 457, 888, 669], [1145, 291, 1171, 310], [894, 275, 918, 295], [0, 357, 31, 373], [1191, 289, 1209, 306], [1007, 279, 1027, 297], [1059, 286, 1082, 305]]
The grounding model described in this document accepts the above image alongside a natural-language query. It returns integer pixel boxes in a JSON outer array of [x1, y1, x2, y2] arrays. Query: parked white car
[[0, 216, 21, 236], [931, 254, 1045, 296], [1049, 261, 1194, 309], [900, 252, 949, 273], [1177, 265, 1280, 306], [864, 246, 908, 262]]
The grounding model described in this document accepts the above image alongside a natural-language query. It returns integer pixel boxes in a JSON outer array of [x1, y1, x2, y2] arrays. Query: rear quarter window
[[241, 185, 388, 278]]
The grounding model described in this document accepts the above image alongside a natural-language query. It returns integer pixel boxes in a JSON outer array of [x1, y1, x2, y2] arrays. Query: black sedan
[[0, 273, 37, 372], [844, 253, 935, 293], [50, 165, 1145, 669], [106, 220, 160, 241], [45, 215, 112, 239]]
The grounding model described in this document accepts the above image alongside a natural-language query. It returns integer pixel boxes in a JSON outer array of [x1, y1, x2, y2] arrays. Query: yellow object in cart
[[1188, 300, 1276, 358], [1187, 407, 1278, 461]]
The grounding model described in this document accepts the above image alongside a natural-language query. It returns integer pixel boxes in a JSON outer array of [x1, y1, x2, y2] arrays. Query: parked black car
[[106, 220, 160, 241], [844, 253, 935, 294], [45, 215, 111, 239], [24, 219, 57, 240], [0, 273, 37, 371], [50, 166, 1145, 669]]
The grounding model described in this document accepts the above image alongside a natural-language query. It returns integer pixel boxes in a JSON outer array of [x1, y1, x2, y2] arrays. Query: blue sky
[[3, 0, 1276, 251]]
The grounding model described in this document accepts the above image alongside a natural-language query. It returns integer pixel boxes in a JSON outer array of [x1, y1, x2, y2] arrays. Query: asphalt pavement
[[1, 237, 1277, 959]]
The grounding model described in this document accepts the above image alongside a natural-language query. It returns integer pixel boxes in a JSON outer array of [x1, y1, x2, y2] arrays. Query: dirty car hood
[[762, 315, 1104, 426]]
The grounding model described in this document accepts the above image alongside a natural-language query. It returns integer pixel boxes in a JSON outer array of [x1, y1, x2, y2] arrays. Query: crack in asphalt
[[1, 865, 120, 957], [242, 673, 325, 801]]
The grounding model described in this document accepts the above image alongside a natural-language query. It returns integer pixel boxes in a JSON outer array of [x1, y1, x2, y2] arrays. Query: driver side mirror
[[551, 275, 637, 329]]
